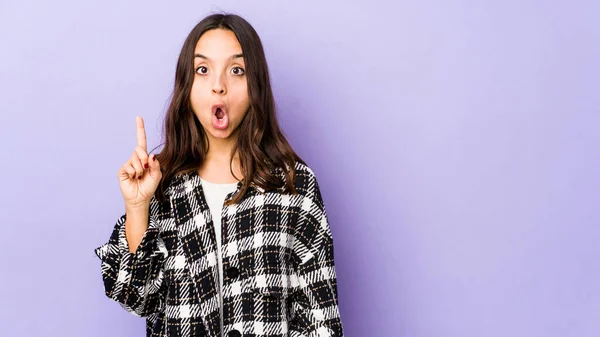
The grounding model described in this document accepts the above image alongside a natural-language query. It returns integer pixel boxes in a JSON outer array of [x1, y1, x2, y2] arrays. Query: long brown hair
[[149, 13, 303, 205]]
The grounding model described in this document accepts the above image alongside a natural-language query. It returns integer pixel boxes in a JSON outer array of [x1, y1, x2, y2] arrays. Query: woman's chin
[[206, 127, 236, 140]]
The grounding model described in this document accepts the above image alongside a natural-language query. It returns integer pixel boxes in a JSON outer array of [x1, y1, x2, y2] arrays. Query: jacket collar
[[164, 166, 288, 198]]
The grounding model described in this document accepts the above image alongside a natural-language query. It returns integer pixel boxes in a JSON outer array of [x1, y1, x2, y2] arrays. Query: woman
[[94, 13, 344, 337]]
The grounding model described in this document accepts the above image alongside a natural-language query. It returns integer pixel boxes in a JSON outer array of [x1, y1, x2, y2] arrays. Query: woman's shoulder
[[292, 160, 317, 182], [285, 160, 323, 198], [160, 169, 197, 198], [148, 171, 191, 211]]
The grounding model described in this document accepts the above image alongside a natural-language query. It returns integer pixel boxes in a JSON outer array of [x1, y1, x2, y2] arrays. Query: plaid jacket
[[94, 161, 344, 337]]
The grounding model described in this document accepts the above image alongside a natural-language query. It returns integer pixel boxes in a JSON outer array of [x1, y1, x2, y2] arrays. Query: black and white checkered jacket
[[94, 161, 344, 337]]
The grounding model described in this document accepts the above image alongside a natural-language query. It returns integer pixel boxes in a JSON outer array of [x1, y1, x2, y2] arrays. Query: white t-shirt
[[199, 177, 239, 337]]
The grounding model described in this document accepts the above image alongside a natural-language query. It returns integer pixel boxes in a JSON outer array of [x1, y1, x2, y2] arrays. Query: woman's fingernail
[[138, 176, 142, 179], [144, 163, 149, 169]]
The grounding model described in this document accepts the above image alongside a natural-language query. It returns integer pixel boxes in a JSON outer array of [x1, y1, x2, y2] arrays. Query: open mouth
[[211, 104, 229, 130], [212, 104, 227, 117], [215, 107, 225, 120]]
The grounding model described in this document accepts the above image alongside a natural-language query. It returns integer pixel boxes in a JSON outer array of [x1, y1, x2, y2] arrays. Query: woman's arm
[[94, 209, 168, 317], [290, 172, 344, 337]]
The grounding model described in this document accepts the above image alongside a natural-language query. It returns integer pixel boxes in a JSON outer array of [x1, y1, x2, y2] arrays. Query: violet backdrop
[[0, 0, 598, 336]]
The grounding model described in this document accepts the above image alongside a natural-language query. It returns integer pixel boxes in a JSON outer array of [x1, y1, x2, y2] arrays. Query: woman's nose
[[212, 77, 226, 94]]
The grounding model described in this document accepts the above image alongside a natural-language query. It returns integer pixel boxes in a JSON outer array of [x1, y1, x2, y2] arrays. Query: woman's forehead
[[194, 29, 243, 60]]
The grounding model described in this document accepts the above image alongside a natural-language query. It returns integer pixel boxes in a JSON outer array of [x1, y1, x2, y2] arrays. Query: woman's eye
[[196, 66, 208, 74], [231, 67, 245, 75]]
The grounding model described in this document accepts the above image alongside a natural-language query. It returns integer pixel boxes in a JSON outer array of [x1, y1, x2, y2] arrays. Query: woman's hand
[[117, 116, 162, 208]]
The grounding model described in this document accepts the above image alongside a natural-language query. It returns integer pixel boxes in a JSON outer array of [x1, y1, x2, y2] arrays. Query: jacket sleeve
[[290, 172, 344, 337], [94, 209, 168, 317]]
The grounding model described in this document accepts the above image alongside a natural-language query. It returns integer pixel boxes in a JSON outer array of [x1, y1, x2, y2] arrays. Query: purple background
[[1, 0, 598, 336]]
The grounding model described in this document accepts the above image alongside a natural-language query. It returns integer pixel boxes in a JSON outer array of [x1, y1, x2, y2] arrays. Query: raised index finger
[[136, 116, 147, 152]]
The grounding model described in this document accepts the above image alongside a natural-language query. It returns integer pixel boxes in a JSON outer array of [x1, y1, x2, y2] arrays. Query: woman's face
[[190, 28, 250, 141]]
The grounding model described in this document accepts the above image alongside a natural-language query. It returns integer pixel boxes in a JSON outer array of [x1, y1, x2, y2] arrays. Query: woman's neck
[[198, 135, 243, 184]]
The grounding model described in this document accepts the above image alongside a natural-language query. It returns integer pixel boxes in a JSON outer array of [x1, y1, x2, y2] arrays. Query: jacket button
[[227, 266, 239, 279], [227, 330, 242, 337]]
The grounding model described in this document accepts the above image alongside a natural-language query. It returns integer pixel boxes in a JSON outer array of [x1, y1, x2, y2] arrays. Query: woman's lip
[[211, 103, 227, 115]]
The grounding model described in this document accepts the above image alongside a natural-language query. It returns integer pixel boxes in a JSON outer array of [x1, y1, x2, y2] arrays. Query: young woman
[[94, 13, 344, 337]]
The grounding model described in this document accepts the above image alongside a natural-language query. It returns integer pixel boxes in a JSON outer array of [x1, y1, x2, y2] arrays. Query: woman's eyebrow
[[194, 53, 244, 61]]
